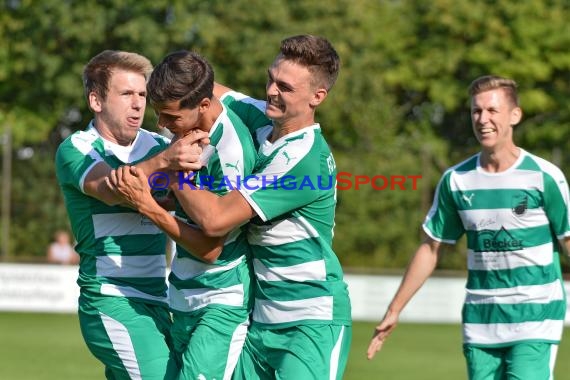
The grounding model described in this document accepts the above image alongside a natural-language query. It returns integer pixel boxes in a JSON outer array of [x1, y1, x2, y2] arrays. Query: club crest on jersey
[[511, 194, 528, 216]]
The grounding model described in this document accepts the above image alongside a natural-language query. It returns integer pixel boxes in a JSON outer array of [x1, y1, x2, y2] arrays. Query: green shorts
[[463, 342, 558, 380], [232, 324, 352, 380], [78, 293, 176, 380], [170, 307, 250, 380]]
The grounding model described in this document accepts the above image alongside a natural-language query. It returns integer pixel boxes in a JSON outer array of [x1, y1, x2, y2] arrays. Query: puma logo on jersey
[[282, 151, 296, 165], [224, 160, 240, 173], [462, 193, 475, 207]]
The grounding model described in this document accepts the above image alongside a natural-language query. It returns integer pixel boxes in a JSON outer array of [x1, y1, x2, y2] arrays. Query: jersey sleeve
[[220, 91, 271, 134], [422, 171, 465, 243], [542, 169, 570, 240], [55, 135, 103, 192], [239, 141, 321, 222]]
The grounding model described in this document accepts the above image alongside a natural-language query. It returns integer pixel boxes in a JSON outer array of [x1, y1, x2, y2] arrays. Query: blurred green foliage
[[1, 0, 569, 271]]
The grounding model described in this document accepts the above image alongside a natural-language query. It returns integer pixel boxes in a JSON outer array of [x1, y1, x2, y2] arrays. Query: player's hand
[[106, 165, 153, 209], [366, 309, 399, 360], [167, 130, 210, 171]]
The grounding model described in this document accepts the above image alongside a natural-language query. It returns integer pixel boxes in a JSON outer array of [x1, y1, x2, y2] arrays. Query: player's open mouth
[[478, 127, 494, 136], [127, 117, 140, 126], [267, 99, 283, 112]]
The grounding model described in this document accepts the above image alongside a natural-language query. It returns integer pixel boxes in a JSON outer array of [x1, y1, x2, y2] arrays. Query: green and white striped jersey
[[168, 104, 257, 313], [55, 122, 171, 304], [424, 149, 570, 347], [220, 91, 268, 151], [221, 91, 351, 329]]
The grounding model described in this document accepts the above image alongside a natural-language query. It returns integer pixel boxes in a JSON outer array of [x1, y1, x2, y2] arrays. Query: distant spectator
[[47, 230, 79, 265]]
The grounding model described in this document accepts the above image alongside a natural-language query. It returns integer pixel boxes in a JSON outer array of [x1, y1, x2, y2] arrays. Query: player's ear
[[510, 106, 522, 126], [199, 97, 211, 113], [310, 87, 328, 107], [88, 91, 102, 112]]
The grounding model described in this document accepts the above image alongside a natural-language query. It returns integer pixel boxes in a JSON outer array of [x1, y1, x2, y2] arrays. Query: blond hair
[[83, 50, 153, 102], [468, 75, 519, 107]]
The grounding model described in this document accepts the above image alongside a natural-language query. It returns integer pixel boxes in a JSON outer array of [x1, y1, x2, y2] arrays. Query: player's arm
[[213, 82, 233, 98], [172, 180, 256, 237], [367, 236, 441, 360], [107, 166, 224, 262], [83, 131, 208, 206], [214, 82, 270, 135], [135, 130, 210, 174]]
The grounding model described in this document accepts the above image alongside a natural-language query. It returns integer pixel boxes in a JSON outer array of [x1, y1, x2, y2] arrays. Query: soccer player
[[55, 50, 207, 380], [111, 35, 352, 379], [367, 75, 570, 380], [108, 50, 258, 380]]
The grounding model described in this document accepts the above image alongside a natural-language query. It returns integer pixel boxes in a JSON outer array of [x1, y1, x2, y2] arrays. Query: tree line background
[[1, 0, 569, 272]]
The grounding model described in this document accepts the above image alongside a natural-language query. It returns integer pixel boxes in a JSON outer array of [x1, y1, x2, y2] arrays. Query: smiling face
[[89, 69, 147, 146], [265, 56, 327, 132], [470, 88, 522, 152]]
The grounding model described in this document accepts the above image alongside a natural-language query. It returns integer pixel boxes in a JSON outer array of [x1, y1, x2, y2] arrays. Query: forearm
[[387, 239, 440, 315], [172, 187, 255, 237], [84, 162, 129, 206], [138, 198, 223, 262], [171, 187, 225, 235], [136, 153, 169, 175], [137, 130, 210, 174]]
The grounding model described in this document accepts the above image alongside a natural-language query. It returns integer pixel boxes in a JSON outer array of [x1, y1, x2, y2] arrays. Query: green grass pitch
[[1, 313, 569, 379]]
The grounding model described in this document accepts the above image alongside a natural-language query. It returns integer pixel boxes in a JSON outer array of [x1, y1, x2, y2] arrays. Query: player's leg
[[78, 294, 173, 380], [174, 308, 249, 380], [280, 325, 351, 380], [505, 342, 557, 380], [463, 345, 505, 380], [239, 325, 346, 380], [232, 325, 273, 380]]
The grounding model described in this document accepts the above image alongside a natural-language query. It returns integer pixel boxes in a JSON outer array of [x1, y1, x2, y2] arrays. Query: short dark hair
[[279, 35, 340, 91], [468, 75, 519, 107], [148, 50, 214, 110]]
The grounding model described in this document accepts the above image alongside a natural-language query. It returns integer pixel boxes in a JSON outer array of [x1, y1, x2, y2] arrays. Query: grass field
[[1, 313, 569, 379]]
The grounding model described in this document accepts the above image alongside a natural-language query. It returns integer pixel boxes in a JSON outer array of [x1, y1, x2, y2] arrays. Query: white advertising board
[[1, 264, 570, 325], [0, 263, 79, 313]]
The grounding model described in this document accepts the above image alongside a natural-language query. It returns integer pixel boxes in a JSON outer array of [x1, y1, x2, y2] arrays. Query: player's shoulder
[[56, 127, 99, 156], [282, 125, 321, 151], [268, 125, 324, 169], [436, 153, 478, 186], [518, 149, 566, 190], [137, 128, 170, 146], [449, 153, 478, 174], [220, 90, 266, 112], [521, 149, 567, 182]]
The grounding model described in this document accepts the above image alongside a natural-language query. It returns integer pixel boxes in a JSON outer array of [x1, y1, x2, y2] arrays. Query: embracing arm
[[136, 196, 224, 263], [107, 166, 224, 262], [367, 237, 441, 360], [172, 183, 256, 237], [213, 82, 233, 98], [135, 131, 209, 176], [83, 132, 208, 206]]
